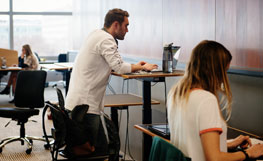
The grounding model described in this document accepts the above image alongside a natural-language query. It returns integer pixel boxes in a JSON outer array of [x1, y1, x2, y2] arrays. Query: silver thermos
[[162, 43, 180, 73]]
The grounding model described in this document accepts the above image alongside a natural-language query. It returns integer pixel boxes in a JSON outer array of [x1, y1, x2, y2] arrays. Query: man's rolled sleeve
[[118, 62, 131, 74], [100, 38, 131, 74]]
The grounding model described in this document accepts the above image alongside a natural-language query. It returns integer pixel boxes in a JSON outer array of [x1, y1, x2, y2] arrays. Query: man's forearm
[[131, 64, 143, 72]]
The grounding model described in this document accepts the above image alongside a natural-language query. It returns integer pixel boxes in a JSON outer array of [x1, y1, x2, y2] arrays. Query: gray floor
[[0, 85, 60, 161], [0, 83, 134, 161]]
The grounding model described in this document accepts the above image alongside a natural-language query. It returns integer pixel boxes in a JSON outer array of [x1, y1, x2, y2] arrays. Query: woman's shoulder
[[26, 55, 33, 59], [190, 89, 217, 101], [188, 90, 220, 115]]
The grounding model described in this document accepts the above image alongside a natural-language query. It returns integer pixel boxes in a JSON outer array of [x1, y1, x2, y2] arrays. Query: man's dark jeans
[[82, 113, 108, 155]]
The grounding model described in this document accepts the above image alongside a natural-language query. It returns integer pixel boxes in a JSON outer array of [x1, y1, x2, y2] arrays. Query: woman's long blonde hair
[[168, 40, 232, 120]]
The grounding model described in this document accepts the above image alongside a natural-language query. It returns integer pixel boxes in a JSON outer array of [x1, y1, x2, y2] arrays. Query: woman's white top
[[65, 29, 131, 115], [167, 89, 227, 161]]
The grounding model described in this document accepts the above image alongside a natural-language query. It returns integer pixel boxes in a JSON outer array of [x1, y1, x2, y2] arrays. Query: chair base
[[58, 150, 109, 161], [0, 135, 47, 154]]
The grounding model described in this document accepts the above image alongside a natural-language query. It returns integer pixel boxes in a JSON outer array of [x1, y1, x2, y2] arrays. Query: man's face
[[115, 16, 129, 40]]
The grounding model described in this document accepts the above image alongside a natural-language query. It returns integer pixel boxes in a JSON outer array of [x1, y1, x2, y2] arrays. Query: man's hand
[[136, 61, 146, 66], [142, 63, 158, 71], [131, 62, 158, 72]]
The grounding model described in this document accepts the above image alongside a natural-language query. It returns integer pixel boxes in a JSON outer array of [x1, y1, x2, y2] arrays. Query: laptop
[[148, 124, 170, 139]]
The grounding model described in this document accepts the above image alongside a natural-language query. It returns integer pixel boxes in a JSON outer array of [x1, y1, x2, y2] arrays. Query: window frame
[[0, 0, 72, 50]]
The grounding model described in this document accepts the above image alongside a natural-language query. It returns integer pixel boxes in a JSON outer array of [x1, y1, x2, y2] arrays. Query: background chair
[[55, 53, 67, 87], [149, 136, 191, 161], [58, 53, 67, 63], [0, 70, 47, 154], [34, 52, 41, 62]]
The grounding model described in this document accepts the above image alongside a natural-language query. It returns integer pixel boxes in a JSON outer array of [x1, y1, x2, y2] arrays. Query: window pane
[[0, 16, 9, 49], [0, 0, 9, 12], [13, 0, 72, 12], [14, 15, 73, 56]]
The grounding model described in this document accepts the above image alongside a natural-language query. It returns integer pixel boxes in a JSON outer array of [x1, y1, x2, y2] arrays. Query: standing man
[[65, 8, 157, 154]]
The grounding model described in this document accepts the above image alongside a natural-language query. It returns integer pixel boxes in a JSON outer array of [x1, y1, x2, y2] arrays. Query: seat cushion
[[0, 107, 39, 120]]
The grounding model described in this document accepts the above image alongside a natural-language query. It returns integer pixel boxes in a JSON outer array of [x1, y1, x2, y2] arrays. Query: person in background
[[65, 8, 157, 156], [167, 40, 263, 161], [0, 44, 39, 103]]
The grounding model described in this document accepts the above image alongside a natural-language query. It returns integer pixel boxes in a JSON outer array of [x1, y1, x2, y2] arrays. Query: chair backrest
[[149, 136, 191, 161], [14, 70, 47, 108], [56, 88, 65, 109], [34, 52, 41, 61], [49, 102, 68, 149], [49, 88, 92, 157], [66, 51, 78, 62], [58, 53, 67, 63]]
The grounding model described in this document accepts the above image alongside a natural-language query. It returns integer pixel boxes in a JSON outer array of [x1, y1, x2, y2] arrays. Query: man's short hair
[[104, 8, 129, 28]]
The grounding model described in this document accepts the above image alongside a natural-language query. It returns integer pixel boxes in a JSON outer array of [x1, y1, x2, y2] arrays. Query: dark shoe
[[59, 149, 71, 158], [9, 99, 14, 104], [0, 86, 10, 95]]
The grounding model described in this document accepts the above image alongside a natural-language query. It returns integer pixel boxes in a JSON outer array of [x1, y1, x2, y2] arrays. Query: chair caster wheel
[[29, 139, 33, 144], [26, 148, 32, 154], [0, 147, 2, 153], [44, 144, 50, 150]]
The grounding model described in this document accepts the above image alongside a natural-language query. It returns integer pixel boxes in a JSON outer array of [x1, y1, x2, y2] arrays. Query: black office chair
[[0, 70, 47, 154], [34, 52, 41, 62], [58, 53, 67, 63], [56, 53, 67, 87], [43, 88, 109, 161]]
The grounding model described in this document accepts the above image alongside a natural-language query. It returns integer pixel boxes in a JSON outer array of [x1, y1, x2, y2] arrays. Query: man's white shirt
[[65, 29, 131, 115]]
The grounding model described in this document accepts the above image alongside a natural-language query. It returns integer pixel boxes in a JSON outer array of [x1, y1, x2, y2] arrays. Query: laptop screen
[[148, 124, 170, 139]]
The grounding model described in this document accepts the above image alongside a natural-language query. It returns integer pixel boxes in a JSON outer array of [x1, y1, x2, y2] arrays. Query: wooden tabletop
[[40, 64, 68, 70], [112, 70, 184, 79], [135, 124, 263, 142], [228, 126, 263, 140], [104, 94, 160, 107], [54, 62, 74, 69], [40, 62, 185, 79], [40, 62, 74, 71], [0, 67, 22, 71]]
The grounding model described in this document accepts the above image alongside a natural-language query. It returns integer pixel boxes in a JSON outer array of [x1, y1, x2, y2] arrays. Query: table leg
[[110, 107, 119, 131], [110, 107, 120, 161], [65, 70, 71, 96], [142, 80, 152, 161]]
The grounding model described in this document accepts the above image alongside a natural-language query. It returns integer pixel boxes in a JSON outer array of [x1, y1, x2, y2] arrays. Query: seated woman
[[167, 40, 263, 161], [0, 44, 39, 103]]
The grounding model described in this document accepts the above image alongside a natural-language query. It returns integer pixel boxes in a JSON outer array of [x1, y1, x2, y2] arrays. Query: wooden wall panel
[[163, 0, 215, 63], [78, 0, 263, 70], [0, 48, 18, 67], [216, 0, 263, 70]]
